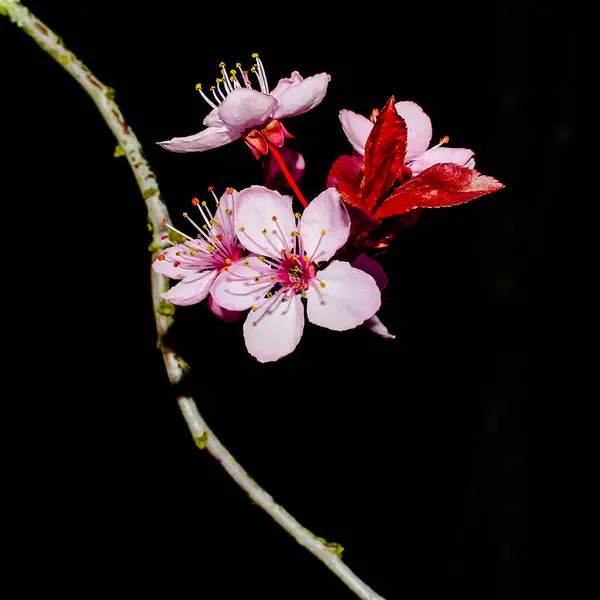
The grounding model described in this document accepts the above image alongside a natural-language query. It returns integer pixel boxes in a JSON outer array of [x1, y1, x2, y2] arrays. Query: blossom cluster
[[154, 55, 504, 363]]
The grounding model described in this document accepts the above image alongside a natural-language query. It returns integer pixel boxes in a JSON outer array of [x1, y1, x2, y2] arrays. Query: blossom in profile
[[211, 186, 381, 362], [158, 55, 330, 159]]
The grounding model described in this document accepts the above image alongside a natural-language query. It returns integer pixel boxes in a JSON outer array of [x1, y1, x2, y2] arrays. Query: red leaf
[[327, 155, 366, 211], [362, 96, 408, 211], [373, 163, 505, 220]]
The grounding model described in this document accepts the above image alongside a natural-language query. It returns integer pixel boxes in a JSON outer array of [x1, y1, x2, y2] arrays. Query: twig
[[1, 3, 385, 598]]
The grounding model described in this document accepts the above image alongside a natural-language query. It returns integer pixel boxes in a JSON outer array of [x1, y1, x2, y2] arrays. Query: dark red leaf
[[373, 163, 505, 220], [327, 155, 366, 211], [362, 96, 408, 211]]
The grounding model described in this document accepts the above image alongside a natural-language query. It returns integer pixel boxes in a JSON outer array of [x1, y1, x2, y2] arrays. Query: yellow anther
[[271, 215, 277, 221], [238, 227, 245, 232], [236, 62, 242, 68], [252, 306, 258, 312], [216, 78, 223, 83], [291, 231, 300, 237], [303, 256, 309, 262], [230, 76, 235, 82], [225, 258, 232, 264], [201, 200, 207, 206], [262, 228, 268, 234], [210, 86, 215, 90], [225, 208, 231, 215], [287, 254, 292, 259], [224, 267, 229, 272], [301, 292, 307, 298], [321, 229, 326, 236], [219, 61, 226, 67], [195, 83, 202, 90], [190, 250, 196, 256], [202, 224, 208, 230], [227, 187, 234, 194], [254, 277, 260, 283], [176, 251, 182, 256], [270, 275, 276, 280], [251, 65, 257, 72], [182, 212, 188, 218], [320, 281, 326, 288], [207, 245, 215, 252], [266, 292, 273, 299], [258, 256, 265, 261], [280, 249, 287, 255], [243, 260, 249, 266], [252, 53, 259, 58], [230, 69, 237, 75], [216, 202, 221, 207]]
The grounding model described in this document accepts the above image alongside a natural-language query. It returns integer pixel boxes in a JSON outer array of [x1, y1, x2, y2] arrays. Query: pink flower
[[211, 186, 381, 363], [339, 101, 476, 176], [153, 188, 246, 315], [158, 54, 330, 159]]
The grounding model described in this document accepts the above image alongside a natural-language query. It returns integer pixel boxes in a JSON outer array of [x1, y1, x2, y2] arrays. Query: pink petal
[[272, 73, 330, 119], [306, 260, 381, 331], [299, 188, 350, 263], [394, 101, 433, 162], [210, 257, 273, 311], [203, 108, 224, 127], [153, 245, 197, 280], [208, 296, 244, 323], [270, 71, 304, 98], [409, 146, 476, 176], [339, 109, 373, 155], [363, 314, 395, 339], [234, 186, 296, 259], [243, 293, 305, 363], [352, 254, 388, 291], [217, 89, 278, 129], [157, 126, 241, 153], [161, 270, 218, 306]]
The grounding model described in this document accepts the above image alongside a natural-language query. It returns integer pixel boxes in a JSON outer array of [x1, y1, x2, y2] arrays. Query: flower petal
[[352, 254, 388, 291], [210, 257, 273, 311], [157, 126, 241, 153], [234, 186, 296, 259], [363, 314, 395, 339], [306, 260, 381, 331], [161, 270, 217, 306], [272, 73, 330, 119], [339, 109, 373, 155], [300, 188, 350, 263], [153, 244, 199, 280], [203, 108, 224, 127], [243, 293, 304, 363], [270, 71, 304, 98], [409, 146, 476, 175], [208, 295, 245, 323], [217, 89, 278, 129], [394, 101, 433, 162]]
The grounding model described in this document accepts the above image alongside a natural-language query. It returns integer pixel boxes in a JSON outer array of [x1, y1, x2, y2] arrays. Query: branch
[[1, 3, 386, 599]]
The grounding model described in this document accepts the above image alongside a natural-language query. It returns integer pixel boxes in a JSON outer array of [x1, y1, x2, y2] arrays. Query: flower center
[[195, 53, 270, 110], [158, 187, 244, 271]]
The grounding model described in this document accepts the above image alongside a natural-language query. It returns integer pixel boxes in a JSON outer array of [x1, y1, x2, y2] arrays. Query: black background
[[3, 0, 563, 597]]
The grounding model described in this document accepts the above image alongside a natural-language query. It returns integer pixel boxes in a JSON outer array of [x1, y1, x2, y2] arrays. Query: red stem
[[267, 142, 308, 208]]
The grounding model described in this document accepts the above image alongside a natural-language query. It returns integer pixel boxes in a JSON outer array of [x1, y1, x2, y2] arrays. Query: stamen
[[253, 53, 270, 94], [210, 86, 222, 105], [215, 78, 227, 101], [196, 83, 218, 110], [308, 230, 327, 263]]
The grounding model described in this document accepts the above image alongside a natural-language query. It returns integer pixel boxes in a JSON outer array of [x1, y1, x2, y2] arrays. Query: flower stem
[[267, 142, 309, 208], [2, 3, 385, 599]]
